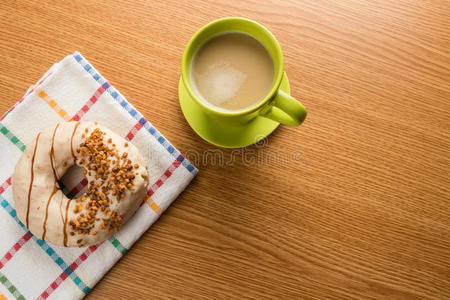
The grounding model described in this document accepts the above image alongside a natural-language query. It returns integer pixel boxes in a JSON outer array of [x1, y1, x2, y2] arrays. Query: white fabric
[[0, 52, 197, 299]]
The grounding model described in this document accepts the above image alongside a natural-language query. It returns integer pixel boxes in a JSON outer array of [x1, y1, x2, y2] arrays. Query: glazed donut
[[13, 121, 149, 247]]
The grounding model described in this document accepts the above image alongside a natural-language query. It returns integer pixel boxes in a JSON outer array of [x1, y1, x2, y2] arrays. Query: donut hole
[[59, 165, 88, 199]]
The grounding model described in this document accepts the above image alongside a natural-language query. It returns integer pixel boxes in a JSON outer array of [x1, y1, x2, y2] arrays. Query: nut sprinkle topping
[[69, 127, 140, 244]]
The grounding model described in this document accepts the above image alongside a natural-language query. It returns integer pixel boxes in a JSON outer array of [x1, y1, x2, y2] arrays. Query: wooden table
[[1, 1, 449, 298]]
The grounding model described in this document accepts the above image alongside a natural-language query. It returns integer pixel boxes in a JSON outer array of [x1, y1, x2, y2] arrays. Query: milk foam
[[197, 61, 247, 105]]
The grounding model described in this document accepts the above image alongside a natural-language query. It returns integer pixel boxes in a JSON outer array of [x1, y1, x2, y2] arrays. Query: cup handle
[[260, 90, 307, 126]]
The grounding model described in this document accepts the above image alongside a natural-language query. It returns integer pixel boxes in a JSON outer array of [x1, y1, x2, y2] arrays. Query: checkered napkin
[[0, 52, 197, 300]]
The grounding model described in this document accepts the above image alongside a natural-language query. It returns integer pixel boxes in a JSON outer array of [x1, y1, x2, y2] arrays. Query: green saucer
[[179, 72, 291, 148]]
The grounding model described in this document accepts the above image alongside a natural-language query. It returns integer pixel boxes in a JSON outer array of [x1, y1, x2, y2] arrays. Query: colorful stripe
[[125, 119, 144, 141], [71, 83, 109, 121], [0, 71, 53, 122], [37, 245, 98, 299], [73, 52, 197, 175], [0, 124, 26, 152], [108, 237, 127, 255], [0, 232, 32, 270], [59, 179, 88, 200], [146, 198, 162, 216], [0, 271, 25, 300], [0, 196, 90, 294], [35, 87, 71, 121], [147, 155, 183, 197], [144, 155, 183, 215], [70, 178, 88, 198], [0, 177, 11, 195], [58, 181, 75, 199]]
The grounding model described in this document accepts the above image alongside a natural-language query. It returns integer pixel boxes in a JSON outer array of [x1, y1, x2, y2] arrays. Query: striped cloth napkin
[[0, 52, 197, 299]]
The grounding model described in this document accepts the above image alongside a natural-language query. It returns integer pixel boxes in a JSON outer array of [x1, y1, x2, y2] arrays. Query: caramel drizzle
[[50, 123, 59, 182], [62, 122, 80, 246], [42, 123, 59, 240], [70, 122, 80, 160], [42, 187, 57, 240], [26, 132, 41, 228], [59, 196, 65, 224], [63, 198, 72, 246]]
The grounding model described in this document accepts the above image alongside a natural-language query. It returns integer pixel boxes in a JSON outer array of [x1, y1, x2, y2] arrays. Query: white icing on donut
[[13, 122, 149, 247]]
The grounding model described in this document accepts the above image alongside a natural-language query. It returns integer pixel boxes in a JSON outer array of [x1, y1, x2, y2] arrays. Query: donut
[[12, 121, 149, 247]]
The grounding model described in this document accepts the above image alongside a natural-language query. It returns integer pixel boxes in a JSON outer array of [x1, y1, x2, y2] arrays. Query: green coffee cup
[[179, 17, 307, 148]]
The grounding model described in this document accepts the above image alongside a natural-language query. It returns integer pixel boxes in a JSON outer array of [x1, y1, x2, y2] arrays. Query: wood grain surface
[[1, 0, 449, 299]]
